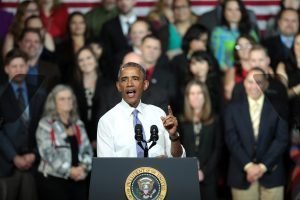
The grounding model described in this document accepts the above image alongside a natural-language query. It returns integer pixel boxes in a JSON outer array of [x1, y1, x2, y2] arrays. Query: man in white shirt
[[97, 62, 185, 157]]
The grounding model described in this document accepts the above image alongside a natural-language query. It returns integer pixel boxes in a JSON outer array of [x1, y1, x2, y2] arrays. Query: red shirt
[[146, 65, 155, 81], [40, 4, 68, 39], [235, 68, 248, 83]]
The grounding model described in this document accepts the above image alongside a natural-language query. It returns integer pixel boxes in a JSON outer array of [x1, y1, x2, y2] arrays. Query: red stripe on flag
[[2, 1, 280, 8]]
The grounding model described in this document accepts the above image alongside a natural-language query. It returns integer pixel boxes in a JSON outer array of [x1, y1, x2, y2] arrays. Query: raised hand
[[161, 105, 178, 135]]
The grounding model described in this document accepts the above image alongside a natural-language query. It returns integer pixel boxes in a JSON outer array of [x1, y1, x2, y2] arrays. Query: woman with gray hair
[[36, 84, 93, 200]]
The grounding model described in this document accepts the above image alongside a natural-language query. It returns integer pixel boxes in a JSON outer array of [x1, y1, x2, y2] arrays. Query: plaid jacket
[[36, 117, 93, 179]]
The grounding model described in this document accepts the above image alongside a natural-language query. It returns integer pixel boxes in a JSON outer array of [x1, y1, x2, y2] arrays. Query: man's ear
[[116, 81, 121, 92], [143, 80, 149, 91], [4, 65, 9, 75]]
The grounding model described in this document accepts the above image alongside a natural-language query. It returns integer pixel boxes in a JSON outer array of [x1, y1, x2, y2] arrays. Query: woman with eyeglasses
[[224, 34, 257, 100]]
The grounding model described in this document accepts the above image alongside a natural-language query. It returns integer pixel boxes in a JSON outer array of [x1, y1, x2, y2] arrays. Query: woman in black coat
[[70, 46, 110, 152], [179, 80, 222, 200]]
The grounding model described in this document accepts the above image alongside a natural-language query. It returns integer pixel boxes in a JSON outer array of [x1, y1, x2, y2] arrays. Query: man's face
[[141, 38, 161, 65], [117, 0, 136, 15], [5, 57, 29, 83], [18, 32, 42, 59], [130, 21, 150, 48], [116, 66, 149, 107], [278, 10, 299, 36], [249, 49, 270, 73], [244, 70, 267, 100]]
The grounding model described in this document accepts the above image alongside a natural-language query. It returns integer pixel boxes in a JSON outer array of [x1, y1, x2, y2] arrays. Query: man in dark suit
[[110, 19, 152, 81], [100, 0, 137, 73], [0, 49, 46, 200], [225, 67, 288, 200], [262, 8, 299, 70], [18, 28, 61, 93]]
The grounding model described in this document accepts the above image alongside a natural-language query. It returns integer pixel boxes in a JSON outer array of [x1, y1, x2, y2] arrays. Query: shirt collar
[[119, 14, 136, 24], [11, 81, 26, 91], [247, 94, 264, 108], [120, 99, 144, 117], [280, 35, 294, 47], [11, 81, 27, 97]]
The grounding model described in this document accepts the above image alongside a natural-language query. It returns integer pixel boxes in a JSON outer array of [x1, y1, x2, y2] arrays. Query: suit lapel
[[256, 98, 270, 144], [241, 101, 256, 144], [116, 17, 129, 44]]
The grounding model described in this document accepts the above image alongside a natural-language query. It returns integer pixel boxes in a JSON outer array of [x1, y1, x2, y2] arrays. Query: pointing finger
[[168, 105, 173, 116]]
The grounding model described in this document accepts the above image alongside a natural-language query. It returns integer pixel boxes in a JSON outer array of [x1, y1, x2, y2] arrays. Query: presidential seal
[[125, 167, 167, 200]]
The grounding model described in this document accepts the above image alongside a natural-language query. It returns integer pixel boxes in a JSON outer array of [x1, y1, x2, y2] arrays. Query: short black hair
[[118, 62, 146, 80], [247, 67, 268, 80], [141, 34, 161, 44], [18, 28, 42, 43], [4, 49, 29, 66], [182, 24, 208, 54]]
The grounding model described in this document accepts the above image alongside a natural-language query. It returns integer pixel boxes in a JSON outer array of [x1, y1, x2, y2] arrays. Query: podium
[[89, 158, 200, 200]]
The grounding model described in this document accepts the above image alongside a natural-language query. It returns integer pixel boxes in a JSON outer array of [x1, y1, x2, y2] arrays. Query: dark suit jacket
[[0, 82, 46, 177], [100, 16, 132, 62], [71, 77, 111, 142], [225, 97, 289, 189], [37, 60, 61, 92], [180, 117, 222, 182], [262, 35, 293, 70]]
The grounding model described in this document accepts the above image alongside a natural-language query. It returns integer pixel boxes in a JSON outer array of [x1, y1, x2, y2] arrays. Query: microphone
[[134, 123, 148, 157], [150, 125, 159, 142], [148, 125, 159, 149], [134, 124, 144, 143]]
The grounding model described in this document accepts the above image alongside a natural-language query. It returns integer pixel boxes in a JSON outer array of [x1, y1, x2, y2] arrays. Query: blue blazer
[[225, 97, 289, 189], [0, 82, 46, 177]]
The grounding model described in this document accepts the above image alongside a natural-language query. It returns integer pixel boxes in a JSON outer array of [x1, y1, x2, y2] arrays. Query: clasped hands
[[246, 163, 266, 183], [70, 165, 86, 181], [13, 153, 35, 170]]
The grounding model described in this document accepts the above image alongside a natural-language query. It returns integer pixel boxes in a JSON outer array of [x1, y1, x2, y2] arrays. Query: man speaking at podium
[[97, 62, 185, 158]]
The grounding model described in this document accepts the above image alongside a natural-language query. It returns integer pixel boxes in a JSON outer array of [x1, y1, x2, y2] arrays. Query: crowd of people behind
[[0, 0, 300, 199]]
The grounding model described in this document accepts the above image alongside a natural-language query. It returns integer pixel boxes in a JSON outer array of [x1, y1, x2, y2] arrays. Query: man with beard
[[18, 28, 60, 93]]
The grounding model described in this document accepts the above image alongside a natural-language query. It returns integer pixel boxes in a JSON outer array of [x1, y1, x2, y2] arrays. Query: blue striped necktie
[[132, 109, 147, 157]]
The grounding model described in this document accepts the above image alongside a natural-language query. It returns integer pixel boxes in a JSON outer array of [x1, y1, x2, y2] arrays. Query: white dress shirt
[[248, 95, 264, 139], [97, 99, 185, 157], [119, 14, 137, 35]]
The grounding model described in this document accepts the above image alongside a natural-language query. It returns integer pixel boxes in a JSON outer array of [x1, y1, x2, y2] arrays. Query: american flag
[[2, 0, 281, 32]]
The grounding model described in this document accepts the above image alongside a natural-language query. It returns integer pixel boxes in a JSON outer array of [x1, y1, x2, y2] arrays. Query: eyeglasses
[[235, 44, 252, 50]]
